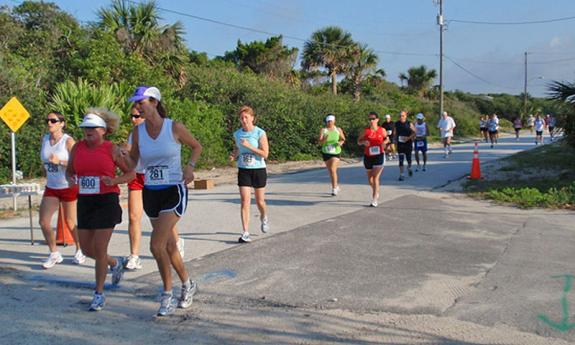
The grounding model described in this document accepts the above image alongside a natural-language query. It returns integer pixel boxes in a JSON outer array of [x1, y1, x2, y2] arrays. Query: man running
[[437, 111, 456, 157], [395, 111, 415, 181], [548, 114, 557, 141], [534, 114, 545, 145], [381, 114, 396, 160], [527, 114, 535, 134], [413, 113, 429, 172], [487, 113, 499, 148]]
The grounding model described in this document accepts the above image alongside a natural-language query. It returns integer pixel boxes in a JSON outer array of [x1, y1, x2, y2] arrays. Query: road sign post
[[0, 97, 31, 210]]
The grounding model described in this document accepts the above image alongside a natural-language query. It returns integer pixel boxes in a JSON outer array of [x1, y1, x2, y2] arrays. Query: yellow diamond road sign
[[0, 97, 30, 133]]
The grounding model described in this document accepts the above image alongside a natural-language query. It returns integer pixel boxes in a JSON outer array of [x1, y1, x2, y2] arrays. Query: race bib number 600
[[146, 165, 169, 185], [79, 176, 100, 194]]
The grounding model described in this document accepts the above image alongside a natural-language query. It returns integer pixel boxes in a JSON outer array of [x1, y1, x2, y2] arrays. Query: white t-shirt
[[438, 116, 456, 138]]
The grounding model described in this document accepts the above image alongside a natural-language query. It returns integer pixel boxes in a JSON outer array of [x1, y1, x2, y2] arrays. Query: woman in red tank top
[[357, 112, 388, 207], [66, 109, 131, 312]]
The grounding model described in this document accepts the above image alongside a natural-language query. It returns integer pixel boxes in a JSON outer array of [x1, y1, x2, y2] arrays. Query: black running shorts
[[142, 184, 188, 219], [77, 193, 122, 230], [238, 168, 267, 188]]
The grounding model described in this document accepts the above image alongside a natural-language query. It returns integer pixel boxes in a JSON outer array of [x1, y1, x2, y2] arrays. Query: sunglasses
[[131, 114, 141, 119], [368, 117, 378, 121], [46, 118, 61, 124]]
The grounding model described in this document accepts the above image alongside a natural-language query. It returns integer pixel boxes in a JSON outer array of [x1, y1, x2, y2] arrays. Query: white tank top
[[138, 118, 182, 187], [128, 132, 145, 174], [40, 133, 71, 189], [415, 122, 427, 137]]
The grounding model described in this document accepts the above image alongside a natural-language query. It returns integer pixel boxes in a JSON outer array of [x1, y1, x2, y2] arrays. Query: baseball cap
[[416, 113, 425, 120], [128, 86, 162, 102], [325, 114, 335, 122], [79, 114, 107, 128]]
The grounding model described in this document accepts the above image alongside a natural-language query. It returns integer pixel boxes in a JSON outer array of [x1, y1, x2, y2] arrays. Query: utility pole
[[437, 0, 445, 119], [523, 51, 528, 117]]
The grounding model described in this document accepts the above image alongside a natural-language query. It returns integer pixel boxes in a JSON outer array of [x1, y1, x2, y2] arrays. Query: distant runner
[[381, 114, 396, 160], [513, 117, 522, 141], [357, 112, 387, 207], [395, 111, 416, 181], [319, 114, 345, 196], [534, 114, 545, 145], [487, 113, 499, 148], [479, 115, 488, 143], [437, 111, 456, 157], [414, 113, 429, 172]]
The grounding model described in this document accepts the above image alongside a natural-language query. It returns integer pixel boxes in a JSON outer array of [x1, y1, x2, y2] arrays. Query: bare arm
[[338, 127, 346, 146], [122, 128, 140, 171], [318, 128, 328, 145], [174, 121, 203, 185], [240, 133, 269, 159], [65, 143, 78, 187]]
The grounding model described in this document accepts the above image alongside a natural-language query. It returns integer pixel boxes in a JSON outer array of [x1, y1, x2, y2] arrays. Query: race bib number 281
[[146, 165, 169, 185]]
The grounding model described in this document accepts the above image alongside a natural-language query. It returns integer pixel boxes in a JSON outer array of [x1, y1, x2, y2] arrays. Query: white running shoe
[[260, 216, 269, 233], [177, 237, 185, 259], [73, 250, 86, 265], [238, 232, 252, 243], [178, 280, 198, 309], [89, 292, 105, 311], [370, 199, 378, 207], [157, 292, 175, 316], [111, 257, 125, 286], [125, 255, 142, 270], [331, 186, 340, 196], [42, 251, 63, 269]]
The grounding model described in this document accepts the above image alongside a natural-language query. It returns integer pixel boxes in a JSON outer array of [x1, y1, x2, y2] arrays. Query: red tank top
[[363, 126, 386, 156], [73, 140, 120, 195]]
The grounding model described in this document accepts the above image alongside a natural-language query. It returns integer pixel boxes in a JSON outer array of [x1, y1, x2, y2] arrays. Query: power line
[[125, 0, 438, 57], [449, 15, 575, 25], [444, 56, 517, 90]]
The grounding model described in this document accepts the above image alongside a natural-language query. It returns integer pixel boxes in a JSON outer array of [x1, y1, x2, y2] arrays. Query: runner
[[124, 86, 202, 316], [413, 113, 429, 172], [479, 115, 488, 143], [39, 111, 84, 269], [513, 117, 522, 141], [229, 106, 270, 244], [437, 111, 456, 157], [487, 113, 499, 148], [548, 114, 557, 141], [534, 114, 545, 145], [66, 109, 128, 311], [381, 114, 396, 160], [527, 114, 535, 134], [395, 111, 416, 181], [318, 114, 345, 196], [357, 112, 387, 207], [123, 107, 185, 271]]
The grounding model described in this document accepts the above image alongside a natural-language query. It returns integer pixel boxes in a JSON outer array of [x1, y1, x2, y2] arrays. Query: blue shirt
[[234, 126, 266, 169]]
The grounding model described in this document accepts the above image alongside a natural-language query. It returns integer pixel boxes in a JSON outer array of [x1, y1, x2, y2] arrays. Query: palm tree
[[301, 26, 355, 95], [398, 65, 437, 97], [548, 80, 575, 146], [346, 43, 378, 101]]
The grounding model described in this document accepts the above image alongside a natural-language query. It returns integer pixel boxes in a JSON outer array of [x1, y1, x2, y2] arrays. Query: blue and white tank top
[[234, 126, 267, 169], [138, 118, 182, 188], [415, 122, 427, 137], [40, 133, 71, 189]]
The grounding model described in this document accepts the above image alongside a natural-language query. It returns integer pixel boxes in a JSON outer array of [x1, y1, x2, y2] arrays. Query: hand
[[338, 140, 345, 146], [228, 154, 236, 162], [183, 165, 195, 185], [66, 176, 77, 188], [101, 176, 115, 186], [49, 154, 60, 165], [240, 139, 252, 150]]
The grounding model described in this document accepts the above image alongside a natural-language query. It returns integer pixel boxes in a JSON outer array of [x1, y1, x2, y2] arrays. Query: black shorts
[[514, 128, 521, 133], [322, 153, 340, 161], [238, 168, 267, 188], [363, 154, 385, 170], [536, 130, 543, 136], [489, 130, 498, 135], [77, 193, 122, 230], [143, 184, 188, 219], [480, 127, 488, 132], [397, 142, 413, 166]]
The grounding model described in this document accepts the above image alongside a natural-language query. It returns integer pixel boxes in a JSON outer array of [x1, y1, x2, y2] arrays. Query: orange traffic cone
[[55, 204, 74, 246], [468, 142, 482, 180]]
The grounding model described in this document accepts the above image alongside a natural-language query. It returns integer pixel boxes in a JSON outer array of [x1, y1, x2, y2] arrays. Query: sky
[[5, 0, 575, 97]]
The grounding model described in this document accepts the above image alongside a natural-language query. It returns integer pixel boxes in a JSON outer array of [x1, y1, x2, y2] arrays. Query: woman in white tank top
[[39, 112, 84, 269]]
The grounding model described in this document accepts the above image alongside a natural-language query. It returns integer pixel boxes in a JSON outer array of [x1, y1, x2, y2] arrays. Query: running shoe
[[177, 237, 185, 259], [42, 251, 63, 269], [73, 249, 86, 265], [111, 256, 125, 286], [331, 186, 340, 196], [408, 168, 413, 177], [125, 255, 142, 270], [422, 166, 427, 172], [238, 232, 252, 243], [157, 292, 175, 317], [415, 166, 420, 172], [89, 292, 105, 312], [398, 175, 405, 181], [178, 280, 198, 309], [370, 200, 378, 207], [260, 216, 269, 233]]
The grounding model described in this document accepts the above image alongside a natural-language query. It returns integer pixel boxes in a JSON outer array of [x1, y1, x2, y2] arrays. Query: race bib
[[326, 144, 336, 154], [45, 163, 59, 174], [369, 146, 381, 155], [416, 140, 425, 148], [398, 136, 408, 143], [79, 176, 100, 194], [240, 153, 256, 167], [146, 165, 169, 185]]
